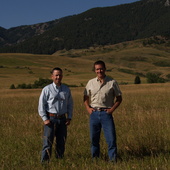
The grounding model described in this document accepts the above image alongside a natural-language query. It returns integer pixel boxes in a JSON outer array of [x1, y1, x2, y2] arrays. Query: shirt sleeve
[[84, 80, 90, 96], [113, 80, 122, 97], [67, 88, 73, 119], [38, 87, 48, 121]]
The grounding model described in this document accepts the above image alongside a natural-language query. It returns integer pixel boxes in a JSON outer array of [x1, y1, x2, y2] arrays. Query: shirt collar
[[53, 82, 62, 89], [96, 76, 107, 82]]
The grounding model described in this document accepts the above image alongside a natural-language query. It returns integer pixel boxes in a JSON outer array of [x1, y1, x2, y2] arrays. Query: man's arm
[[107, 95, 122, 114], [83, 95, 94, 114], [43, 119, 51, 125], [66, 89, 73, 126], [38, 88, 50, 125]]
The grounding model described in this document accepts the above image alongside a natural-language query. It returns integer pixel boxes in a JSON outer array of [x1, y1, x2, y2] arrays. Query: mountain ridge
[[0, 0, 170, 54]]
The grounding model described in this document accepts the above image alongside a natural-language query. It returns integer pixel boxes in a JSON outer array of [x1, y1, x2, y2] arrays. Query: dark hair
[[93, 60, 106, 71], [50, 67, 63, 74]]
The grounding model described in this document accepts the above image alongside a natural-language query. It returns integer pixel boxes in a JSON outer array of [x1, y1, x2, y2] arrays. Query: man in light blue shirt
[[38, 67, 73, 163]]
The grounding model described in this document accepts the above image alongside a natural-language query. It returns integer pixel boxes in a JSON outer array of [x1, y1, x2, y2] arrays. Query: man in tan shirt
[[84, 60, 122, 163]]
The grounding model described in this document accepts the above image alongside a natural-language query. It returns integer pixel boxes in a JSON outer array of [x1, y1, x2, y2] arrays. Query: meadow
[[0, 40, 170, 89], [0, 42, 170, 169], [0, 84, 169, 170]]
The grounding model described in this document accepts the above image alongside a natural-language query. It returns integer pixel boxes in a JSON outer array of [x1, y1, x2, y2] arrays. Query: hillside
[[0, 39, 170, 89], [0, 16, 72, 47], [0, 0, 170, 54]]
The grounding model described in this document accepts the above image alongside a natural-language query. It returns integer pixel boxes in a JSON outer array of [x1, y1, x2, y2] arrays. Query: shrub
[[134, 76, 141, 84], [10, 84, 16, 89], [153, 61, 170, 67], [146, 72, 166, 83], [32, 78, 52, 88], [9, 78, 78, 89], [119, 81, 128, 85], [166, 74, 170, 80], [17, 83, 27, 89]]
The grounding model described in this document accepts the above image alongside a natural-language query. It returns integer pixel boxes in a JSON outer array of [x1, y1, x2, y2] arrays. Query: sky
[[1, 0, 139, 29]]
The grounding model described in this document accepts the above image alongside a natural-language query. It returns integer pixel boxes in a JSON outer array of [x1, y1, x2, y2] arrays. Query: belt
[[92, 107, 109, 111], [49, 113, 66, 118]]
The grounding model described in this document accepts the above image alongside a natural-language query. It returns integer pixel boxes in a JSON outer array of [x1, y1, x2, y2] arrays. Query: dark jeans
[[41, 116, 67, 162], [90, 110, 117, 161]]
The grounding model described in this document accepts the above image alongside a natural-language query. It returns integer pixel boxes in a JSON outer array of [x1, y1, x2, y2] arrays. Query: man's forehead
[[95, 64, 105, 68], [52, 70, 62, 74]]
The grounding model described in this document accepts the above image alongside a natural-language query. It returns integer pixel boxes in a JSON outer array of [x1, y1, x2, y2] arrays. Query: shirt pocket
[[59, 92, 66, 100]]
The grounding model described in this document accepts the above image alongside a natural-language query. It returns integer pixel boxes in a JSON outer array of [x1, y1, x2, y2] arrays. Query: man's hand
[[87, 107, 95, 114], [84, 95, 95, 114], [106, 108, 113, 114], [44, 119, 51, 125], [106, 96, 122, 114], [65, 119, 71, 126]]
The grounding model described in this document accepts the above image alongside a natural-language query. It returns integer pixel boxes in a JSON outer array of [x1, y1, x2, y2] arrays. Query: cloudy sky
[[0, 0, 139, 29]]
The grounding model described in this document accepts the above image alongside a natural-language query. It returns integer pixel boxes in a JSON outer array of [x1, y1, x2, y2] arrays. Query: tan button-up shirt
[[84, 76, 122, 108]]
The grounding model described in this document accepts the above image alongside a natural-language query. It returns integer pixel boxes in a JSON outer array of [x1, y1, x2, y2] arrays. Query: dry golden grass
[[0, 42, 170, 169], [0, 41, 170, 89], [0, 83, 169, 169]]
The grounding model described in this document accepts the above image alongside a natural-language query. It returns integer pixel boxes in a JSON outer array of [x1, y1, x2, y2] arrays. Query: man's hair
[[93, 60, 106, 71], [50, 67, 63, 74]]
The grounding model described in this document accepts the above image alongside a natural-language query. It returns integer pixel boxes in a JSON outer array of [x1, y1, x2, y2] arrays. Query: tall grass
[[0, 84, 170, 169]]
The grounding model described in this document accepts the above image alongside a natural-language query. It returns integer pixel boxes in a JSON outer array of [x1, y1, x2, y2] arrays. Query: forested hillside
[[0, 0, 170, 54]]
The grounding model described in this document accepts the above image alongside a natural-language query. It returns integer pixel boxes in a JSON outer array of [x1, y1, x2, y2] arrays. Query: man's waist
[[47, 112, 66, 118], [90, 106, 110, 111]]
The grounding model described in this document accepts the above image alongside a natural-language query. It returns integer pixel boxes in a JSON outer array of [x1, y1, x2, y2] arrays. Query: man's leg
[[90, 111, 101, 158], [41, 123, 54, 162], [55, 118, 67, 158], [101, 111, 117, 162]]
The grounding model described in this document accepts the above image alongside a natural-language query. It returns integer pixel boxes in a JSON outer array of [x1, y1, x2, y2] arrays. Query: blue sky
[[1, 0, 139, 29]]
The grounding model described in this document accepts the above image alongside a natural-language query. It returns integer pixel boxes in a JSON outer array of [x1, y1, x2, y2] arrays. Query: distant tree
[[166, 74, 170, 80], [134, 76, 141, 84], [146, 72, 166, 83], [26, 84, 32, 89], [10, 84, 16, 89], [17, 83, 27, 89]]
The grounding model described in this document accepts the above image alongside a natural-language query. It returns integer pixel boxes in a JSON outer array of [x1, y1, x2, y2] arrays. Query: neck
[[98, 76, 106, 84], [55, 82, 61, 87], [98, 75, 106, 80]]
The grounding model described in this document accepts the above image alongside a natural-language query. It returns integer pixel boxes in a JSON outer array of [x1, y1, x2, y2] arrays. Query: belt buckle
[[94, 107, 102, 111], [55, 114, 59, 118], [49, 113, 61, 118], [95, 107, 107, 111], [56, 114, 65, 118], [99, 108, 105, 111]]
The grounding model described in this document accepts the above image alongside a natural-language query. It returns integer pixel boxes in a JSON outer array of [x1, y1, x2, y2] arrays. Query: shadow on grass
[[118, 147, 170, 162]]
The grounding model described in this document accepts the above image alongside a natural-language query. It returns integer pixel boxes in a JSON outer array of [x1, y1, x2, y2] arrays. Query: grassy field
[[0, 40, 170, 89], [0, 42, 170, 169], [0, 84, 169, 170]]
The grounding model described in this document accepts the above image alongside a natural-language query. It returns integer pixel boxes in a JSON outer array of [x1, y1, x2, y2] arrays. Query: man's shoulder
[[42, 83, 53, 90], [88, 77, 97, 83], [106, 76, 116, 82], [61, 83, 70, 90]]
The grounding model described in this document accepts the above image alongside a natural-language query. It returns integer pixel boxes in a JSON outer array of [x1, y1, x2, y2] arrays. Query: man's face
[[51, 70, 63, 85], [94, 64, 106, 79]]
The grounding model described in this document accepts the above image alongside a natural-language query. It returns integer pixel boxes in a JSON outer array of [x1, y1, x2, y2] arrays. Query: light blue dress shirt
[[38, 82, 73, 121]]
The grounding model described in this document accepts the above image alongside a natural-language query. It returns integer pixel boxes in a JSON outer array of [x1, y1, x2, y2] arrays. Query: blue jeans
[[90, 110, 117, 161], [41, 116, 67, 162]]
